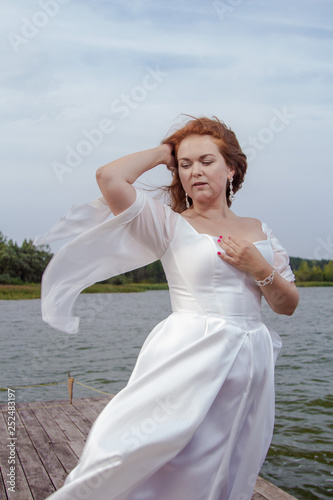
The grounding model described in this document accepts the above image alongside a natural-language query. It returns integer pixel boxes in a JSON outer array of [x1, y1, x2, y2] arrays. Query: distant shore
[[0, 281, 332, 300], [0, 283, 169, 300]]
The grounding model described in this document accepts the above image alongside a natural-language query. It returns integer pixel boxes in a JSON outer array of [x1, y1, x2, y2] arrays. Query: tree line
[[0, 232, 332, 284], [0, 233, 52, 284], [0, 232, 167, 285], [290, 257, 333, 283]]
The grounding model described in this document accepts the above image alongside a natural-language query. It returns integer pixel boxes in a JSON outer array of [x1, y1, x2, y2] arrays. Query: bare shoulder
[[235, 217, 266, 241], [238, 217, 263, 229], [181, 208, 199, 220]]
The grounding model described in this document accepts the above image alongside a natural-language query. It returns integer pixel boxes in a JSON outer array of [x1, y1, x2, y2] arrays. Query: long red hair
[[161, 116, 247, 212]]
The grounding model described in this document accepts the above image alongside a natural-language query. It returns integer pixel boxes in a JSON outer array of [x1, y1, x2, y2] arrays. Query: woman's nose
[[192, 162, 203, 176]]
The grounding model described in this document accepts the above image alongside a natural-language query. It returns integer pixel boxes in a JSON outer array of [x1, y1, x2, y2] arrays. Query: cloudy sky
[[1, 0, 332, 260]]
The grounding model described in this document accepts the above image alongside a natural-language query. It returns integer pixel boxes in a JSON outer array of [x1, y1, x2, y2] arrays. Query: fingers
[[217, 236, 253, 268], [217, 236, 240, 254], [217, 236, 264, 276], [217, 236, 239, 265], [217, 250, 234, 264]]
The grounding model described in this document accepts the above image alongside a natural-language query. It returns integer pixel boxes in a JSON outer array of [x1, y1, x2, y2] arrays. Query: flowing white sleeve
[[262, 223, 295, 282], [34, 188, 176, 334]]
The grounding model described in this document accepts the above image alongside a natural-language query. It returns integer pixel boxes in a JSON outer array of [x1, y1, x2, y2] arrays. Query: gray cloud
[[1, 0, 332, 259]]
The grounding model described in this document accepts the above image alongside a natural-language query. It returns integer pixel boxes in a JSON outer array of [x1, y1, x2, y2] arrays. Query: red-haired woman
[[40, 117, 299, 500]]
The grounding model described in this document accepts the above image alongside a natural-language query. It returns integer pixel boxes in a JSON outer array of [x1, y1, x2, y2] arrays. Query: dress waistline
[[171, 309, 262, 324]]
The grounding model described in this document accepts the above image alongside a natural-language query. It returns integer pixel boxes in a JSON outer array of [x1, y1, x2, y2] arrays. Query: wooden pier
[[0, 396, 297, 499]]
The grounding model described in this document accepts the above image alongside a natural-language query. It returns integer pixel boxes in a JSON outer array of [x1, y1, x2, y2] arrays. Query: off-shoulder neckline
[[179, 215, 269, 245]]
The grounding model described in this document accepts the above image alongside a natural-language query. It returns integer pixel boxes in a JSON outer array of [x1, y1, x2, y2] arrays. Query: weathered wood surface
[[0, 396, 297, 499]]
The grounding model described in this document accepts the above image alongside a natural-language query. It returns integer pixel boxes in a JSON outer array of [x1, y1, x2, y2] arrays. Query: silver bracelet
[[254, 268, 275, 286]]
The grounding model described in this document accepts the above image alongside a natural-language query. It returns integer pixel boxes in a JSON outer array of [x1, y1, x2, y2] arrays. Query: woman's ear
[[228, 168, 236, 179]]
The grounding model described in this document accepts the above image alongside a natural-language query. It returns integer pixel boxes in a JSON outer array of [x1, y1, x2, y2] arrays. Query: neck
[[191, 199, 233, 220]]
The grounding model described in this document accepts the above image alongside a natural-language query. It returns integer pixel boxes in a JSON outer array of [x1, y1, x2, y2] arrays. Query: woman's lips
[[193, 182, 207, 187]]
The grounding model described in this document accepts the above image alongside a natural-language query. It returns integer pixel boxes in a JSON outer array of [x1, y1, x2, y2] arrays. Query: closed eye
[[202, 161, 213, 166]]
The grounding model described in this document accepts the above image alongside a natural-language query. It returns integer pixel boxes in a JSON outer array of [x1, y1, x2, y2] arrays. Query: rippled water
[[261, 288, 333, 500], [1, 288, 332, 499]]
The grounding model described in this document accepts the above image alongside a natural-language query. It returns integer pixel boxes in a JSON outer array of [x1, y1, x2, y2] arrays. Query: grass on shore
[[0, 283, 169, 300], [83, 283, 169, 294], [0, 281, 332, 300], [296, 281, 333, 287], [0, 284, 42, 300]]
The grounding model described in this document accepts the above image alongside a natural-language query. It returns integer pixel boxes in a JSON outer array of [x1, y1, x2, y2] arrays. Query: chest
[[162, 217, 274, 291], [180, 216, 265, 243]]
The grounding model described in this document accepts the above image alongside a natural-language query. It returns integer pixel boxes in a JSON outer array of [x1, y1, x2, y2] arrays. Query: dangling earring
[[185, 193, 190, 209], [229, 177, 235, 203]]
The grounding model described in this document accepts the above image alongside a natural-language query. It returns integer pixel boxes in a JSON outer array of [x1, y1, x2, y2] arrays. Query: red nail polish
[[217, 252, 221, 255], [228, 236, 230, 239], [217, 239, 221, 243], [219, 235, 223, 239]]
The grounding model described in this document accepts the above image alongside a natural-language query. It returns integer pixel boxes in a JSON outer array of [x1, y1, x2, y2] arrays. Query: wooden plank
[[35, 401, 86, 442], [252, 492, 266, 499], [27, 401, 83, 475], [11, 403, 55, 499], [59, 401, 95, 436], [80, 395, 112, 407], [0, 467, 8, 500], [67, 439, 85, 458], [78, 398, 106, 420], [254, 476, 297, 499], [83, 395, 112, 405], [18, 405, 66, 491], [86, 396, 113, 415], [71, 397, 103, 422], [25, 401, 68, 444], [16, 443, 55, 500], [0, 405, 33, 500], [50, 441, 79, 474]]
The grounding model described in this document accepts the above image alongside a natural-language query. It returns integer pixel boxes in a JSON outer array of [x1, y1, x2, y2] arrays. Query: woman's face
[[177, 135, 234, 207]]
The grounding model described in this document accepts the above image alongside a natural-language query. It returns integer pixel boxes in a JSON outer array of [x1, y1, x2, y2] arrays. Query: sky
[[1, 0, 332, 260]]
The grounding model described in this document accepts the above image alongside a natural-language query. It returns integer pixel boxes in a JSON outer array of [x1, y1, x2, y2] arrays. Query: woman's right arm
[[96, 144, 174, 215]]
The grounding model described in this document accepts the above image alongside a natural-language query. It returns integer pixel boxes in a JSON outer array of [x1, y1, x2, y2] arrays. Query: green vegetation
[[296, 281, 333, 287], [290, 257, 333, 283], [0, 284, 42, 300], [0, 282, 168, 300], [84, 282, 168, 293], [0, 231, 332, 299], [0, 232, 52, 285]]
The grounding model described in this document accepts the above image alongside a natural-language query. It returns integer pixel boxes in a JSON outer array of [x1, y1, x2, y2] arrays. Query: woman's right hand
[[160, 143, 176, 170], [96, 144, 176, 215]]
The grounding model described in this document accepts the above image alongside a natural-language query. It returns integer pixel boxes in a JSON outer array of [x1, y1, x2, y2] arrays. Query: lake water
[[1, 288, 332, 500]]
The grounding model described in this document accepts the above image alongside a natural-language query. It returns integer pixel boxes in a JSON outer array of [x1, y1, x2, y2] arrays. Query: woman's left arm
[[217, 237, 299, 316]]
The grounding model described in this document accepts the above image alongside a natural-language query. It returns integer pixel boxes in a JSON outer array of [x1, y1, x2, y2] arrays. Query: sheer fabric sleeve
[[34, 188, 176, 334], [262, 223, 296, 282]]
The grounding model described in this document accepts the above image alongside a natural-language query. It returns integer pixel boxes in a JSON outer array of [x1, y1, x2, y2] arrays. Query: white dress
[[35, 188, 295, 500]]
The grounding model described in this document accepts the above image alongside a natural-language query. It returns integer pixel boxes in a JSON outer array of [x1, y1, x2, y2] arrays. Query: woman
[[38, 116, 299, 500]]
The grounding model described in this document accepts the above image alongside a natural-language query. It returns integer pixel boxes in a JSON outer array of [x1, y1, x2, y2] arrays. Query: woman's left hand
[[217, 235, 299, 316], [217, 236, 272, 277]]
